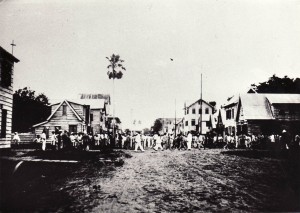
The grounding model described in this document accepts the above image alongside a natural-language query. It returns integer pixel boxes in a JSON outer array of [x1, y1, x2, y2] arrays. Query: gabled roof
[[238, 94, 274, 120], [222, 95, 239, 108], [33, 100, 84, 127], [0, 46, 20, 63], [185, 98, 214, 110], [50, 99, 106, 109]]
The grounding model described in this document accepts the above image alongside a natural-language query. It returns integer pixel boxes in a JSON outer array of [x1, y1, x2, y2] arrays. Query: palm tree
[[106, 54, 126, 141]]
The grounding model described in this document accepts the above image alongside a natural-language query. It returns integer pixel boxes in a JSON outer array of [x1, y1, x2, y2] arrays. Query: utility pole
[[10, 40, 16, 55], [200, 73, 203, 135]]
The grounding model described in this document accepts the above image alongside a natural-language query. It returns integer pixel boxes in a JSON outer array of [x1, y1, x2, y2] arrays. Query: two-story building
[[77, 94, 110, 134], [221, 95, 240, 136], [183, 99, 216, 134], [0, 46, 19, 148]]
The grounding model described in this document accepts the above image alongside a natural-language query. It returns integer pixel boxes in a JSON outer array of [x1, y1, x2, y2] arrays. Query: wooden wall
[[34, 102, 86, 136], [0, 59, 14, 148]]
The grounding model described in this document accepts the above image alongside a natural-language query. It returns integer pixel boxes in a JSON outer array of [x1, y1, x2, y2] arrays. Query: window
[[1, 61, 12, 88], [62, 105, 67, 115], [226, 110, 232, 120], [1, 109, 7, 138], [185, 121, 188, 126], [69, 125, 77, 133], [191, 119, 196, 126], [192, 108, 196, 114], [231, 109, 235, 119], [199, 108, 202, 114], [90, 113, 94, 122], [205, 108, 209, 114], [187, 109, 189, 114]]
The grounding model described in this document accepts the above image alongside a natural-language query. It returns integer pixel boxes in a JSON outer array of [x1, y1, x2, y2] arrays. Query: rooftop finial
[[10, 40, 16, 55]]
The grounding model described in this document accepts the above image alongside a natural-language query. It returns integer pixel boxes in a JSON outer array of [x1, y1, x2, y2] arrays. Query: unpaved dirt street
[[1, 149, 299, 212], [92, 149, 300, 213]]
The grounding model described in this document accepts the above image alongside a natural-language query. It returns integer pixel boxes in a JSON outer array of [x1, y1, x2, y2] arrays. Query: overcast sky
[[1, 0, 299, 129]]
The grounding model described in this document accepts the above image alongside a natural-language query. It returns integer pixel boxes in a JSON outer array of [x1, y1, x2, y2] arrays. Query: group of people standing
[[34, 130, 114, 151], [129, 130, 300, 152], [30, 128, 300, 152]]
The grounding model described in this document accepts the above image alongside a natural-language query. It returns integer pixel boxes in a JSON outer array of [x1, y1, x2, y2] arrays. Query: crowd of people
[[18, 129, 300, 152]]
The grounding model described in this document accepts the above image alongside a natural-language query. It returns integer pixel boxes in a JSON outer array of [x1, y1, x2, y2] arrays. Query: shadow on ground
[[0, 149, 131, 212]]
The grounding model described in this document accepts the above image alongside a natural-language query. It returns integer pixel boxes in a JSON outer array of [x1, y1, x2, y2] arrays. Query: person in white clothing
[[187, 132, 192, 150], [153, 134, 163, 151], [41, 130, 47, 151], [12, 132, 21, 146], [134, 133, 145, 152], [50, 131, 57, 150]]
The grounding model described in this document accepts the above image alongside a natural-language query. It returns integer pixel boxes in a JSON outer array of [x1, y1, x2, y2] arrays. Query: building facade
[[183, 99, 216, 134], [0, 47, 19, 148], [33, 100, 90, 137], [221, 94, 300, 136]]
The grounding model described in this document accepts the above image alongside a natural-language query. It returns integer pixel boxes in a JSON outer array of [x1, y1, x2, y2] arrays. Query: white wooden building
[[183, 99, 216, 134], [0, 46, 19, 148]]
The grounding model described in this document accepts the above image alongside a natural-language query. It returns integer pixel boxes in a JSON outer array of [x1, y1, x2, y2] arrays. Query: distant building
[[183, 99, 216, 134], [78, 94, 110, 134], [155, 118, 183, 134], [0, 46, 19, 148], [221, 94, 300, 136]]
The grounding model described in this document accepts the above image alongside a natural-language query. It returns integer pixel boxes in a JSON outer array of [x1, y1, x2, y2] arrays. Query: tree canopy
[[249, 75, 300, 93], [152, 119, 163, 133], [12, 87, 51, 132], [106, 54, 126, 80]]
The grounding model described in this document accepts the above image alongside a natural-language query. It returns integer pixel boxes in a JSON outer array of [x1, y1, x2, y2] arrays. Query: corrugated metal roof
[[75, 99, 106, 109], [265, 94, 300, 104], [240, 94, 274, 120]]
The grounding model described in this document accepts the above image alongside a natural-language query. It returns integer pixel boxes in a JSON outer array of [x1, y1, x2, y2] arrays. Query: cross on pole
[[10, 40, 16, 55]]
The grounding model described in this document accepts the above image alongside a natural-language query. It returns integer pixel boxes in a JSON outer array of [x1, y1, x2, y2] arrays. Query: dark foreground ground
[[0, 148, 299, 212]]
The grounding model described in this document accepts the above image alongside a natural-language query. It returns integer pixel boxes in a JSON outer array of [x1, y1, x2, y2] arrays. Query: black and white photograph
[[0, 0, 300, 212]]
